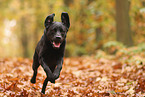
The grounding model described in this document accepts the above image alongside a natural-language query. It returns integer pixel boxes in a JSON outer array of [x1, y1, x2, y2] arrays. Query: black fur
[[30, 12, 70, 94]]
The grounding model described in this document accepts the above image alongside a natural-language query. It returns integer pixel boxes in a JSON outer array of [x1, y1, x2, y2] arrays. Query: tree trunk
[[96, 27, 102, 42], [33, 0, 41, 47], [115, 0, 133, 46], [63, 0, 73, 6], [20, 0, 29, 57]]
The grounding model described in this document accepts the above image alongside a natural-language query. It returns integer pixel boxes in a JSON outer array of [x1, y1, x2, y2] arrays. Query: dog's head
[[44, 12, 70, 49]]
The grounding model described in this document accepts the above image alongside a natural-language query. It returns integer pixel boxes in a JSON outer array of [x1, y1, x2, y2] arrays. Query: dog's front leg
[[40, 58, 55, 94], [53, 58, 63, 79]]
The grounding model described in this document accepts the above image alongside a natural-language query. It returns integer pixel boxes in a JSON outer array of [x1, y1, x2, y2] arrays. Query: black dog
[[30, 12, 70, 94]]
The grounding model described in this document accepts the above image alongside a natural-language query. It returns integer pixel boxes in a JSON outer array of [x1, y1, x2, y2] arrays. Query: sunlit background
[[0, 0, 145, 58]]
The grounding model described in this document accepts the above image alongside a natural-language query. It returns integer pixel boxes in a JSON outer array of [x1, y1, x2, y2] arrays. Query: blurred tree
[[115, 0, 133, 46], [63, 0, 73, 6], [33, 0, 42, 46], [142, 0, 145, 6], [0, 0, 144, 57], [96, 27, 102, 42], [19, 0, 29, 57]]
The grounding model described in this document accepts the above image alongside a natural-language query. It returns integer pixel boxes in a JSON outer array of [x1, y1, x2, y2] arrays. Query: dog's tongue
[[53, 41, 61, 48]]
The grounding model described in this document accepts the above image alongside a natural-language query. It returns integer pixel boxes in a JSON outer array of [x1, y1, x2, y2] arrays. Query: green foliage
[[103, 41, 125, 54], [95, 42, 145, 67], [65, 44, 87, 57], [95, 50, 106, 58], [136, 43, 145, 52], [103, 41, 125, 48], [117, 43, 145, 56]]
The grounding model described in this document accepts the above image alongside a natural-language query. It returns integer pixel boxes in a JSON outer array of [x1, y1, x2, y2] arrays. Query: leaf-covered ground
[[0, 49, 145, 96]]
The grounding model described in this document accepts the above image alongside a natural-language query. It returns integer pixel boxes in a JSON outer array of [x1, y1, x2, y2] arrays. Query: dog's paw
[[30, 78, 36, 84], [54, 73, 59, 79], [50, 80, 55, 83], [41, 90, 45, 94], [49, 78, 55, 83]]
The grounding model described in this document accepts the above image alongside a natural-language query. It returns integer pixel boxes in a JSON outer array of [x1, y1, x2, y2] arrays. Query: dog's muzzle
[[52, 36, 63, 49]]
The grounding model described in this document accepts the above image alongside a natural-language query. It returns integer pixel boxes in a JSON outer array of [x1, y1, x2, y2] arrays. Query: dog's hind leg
[[30, 51, 40, 83]]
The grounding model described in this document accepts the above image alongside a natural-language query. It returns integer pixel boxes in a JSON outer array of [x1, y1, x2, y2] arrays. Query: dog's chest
[[43, 50, 62, 66]]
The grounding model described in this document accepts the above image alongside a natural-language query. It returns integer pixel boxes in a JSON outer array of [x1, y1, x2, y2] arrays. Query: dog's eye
[[51, 29, 56, 32], [60, 29, 64, 32], [61, 31, 65, 34], [60, 29, 63, 32], [61, 31, 66, 36]]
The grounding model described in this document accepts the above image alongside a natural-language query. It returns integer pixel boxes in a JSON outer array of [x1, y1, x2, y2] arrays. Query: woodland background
[[0, 0, 145, 96], [0, 0, 145, 58]]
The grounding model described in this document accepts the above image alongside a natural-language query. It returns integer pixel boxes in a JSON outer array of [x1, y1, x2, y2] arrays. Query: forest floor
[[0, 48, 145, 97]]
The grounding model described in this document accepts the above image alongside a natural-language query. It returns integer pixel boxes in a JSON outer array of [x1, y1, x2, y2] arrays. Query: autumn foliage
[[0, 0, 145, 57], [0, 47, 145, 96]]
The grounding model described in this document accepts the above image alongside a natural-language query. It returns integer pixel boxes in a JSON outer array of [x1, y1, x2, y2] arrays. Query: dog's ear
[[61, 12, 70, 29], [44, 13, 55, 28]]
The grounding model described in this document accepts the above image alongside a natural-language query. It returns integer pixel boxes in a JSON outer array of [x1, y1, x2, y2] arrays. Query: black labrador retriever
[[30, 12, 70, 94]]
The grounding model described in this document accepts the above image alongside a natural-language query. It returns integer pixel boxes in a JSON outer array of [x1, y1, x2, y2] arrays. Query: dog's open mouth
[[52, 41, 61, 48]]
